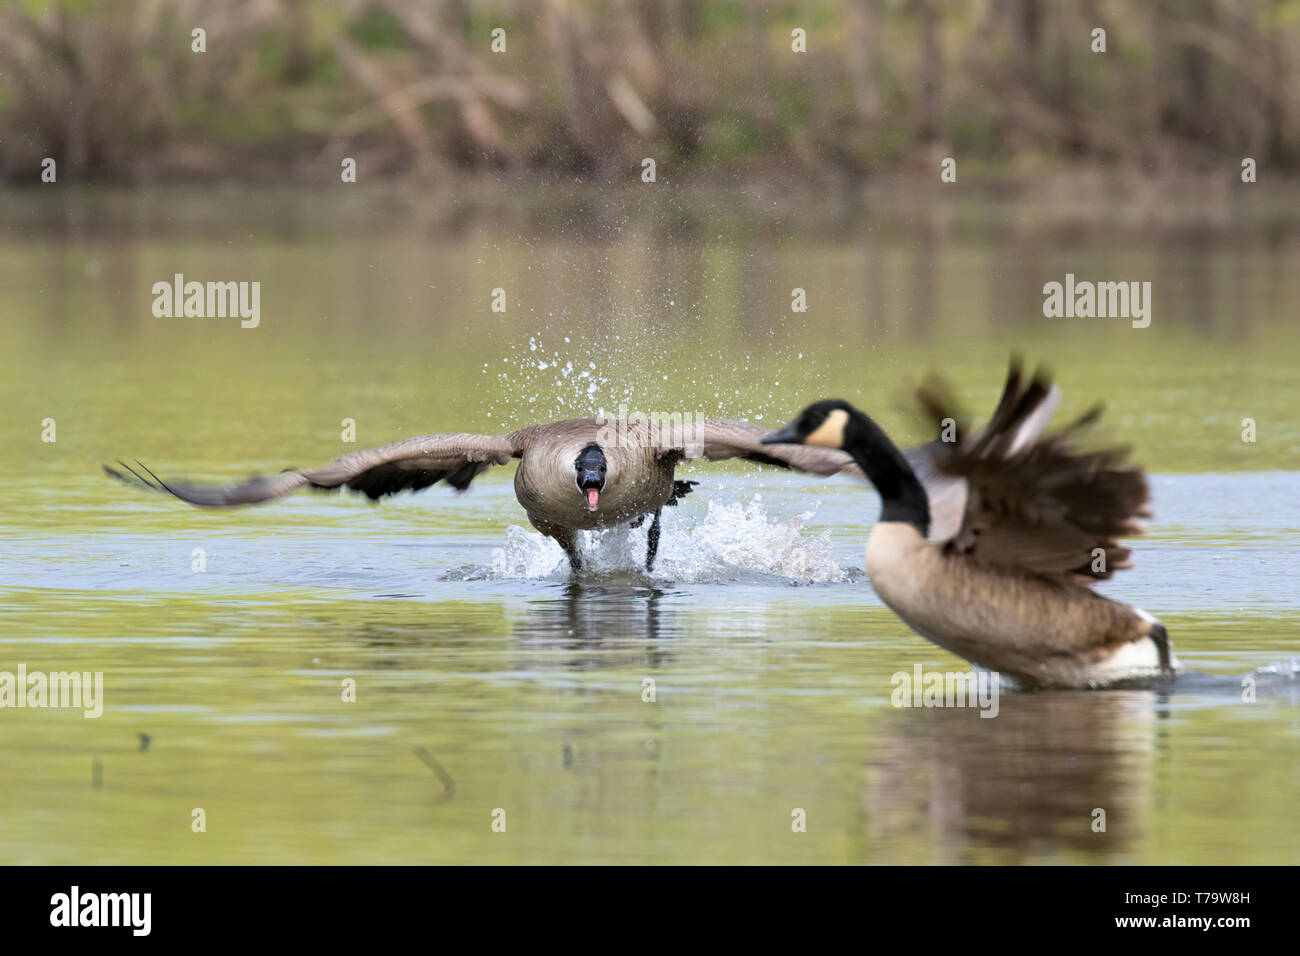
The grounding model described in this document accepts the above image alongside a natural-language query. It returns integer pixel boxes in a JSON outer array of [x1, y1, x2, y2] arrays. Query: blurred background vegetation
[[1, 0, 1298, 184]]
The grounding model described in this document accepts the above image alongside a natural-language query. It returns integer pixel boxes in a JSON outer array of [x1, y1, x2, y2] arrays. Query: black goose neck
[[842, 410, 930, 535]]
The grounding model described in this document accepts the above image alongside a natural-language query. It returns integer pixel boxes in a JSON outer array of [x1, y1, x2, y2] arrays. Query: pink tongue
[[586, 488, 600, 511]]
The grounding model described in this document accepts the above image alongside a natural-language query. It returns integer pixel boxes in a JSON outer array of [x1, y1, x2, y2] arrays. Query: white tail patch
[[1086, 610, 1181, 685]]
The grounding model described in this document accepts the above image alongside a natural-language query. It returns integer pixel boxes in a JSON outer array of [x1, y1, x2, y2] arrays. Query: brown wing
[[663, 418, 866, 479], [104, 432, 518, 507], [916, 357, 1150, 584]]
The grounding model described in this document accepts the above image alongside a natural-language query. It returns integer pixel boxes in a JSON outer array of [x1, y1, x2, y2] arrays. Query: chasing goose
[[106, 417, 862, 572], [763, 358, 1179, 689]]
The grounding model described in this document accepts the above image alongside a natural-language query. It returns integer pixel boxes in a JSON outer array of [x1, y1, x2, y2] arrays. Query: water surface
[[1, 186, 1297, 864]]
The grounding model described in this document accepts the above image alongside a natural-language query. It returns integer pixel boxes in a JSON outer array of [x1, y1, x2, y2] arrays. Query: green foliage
[[346, 6, 406, 50], [697, 0, 751, 35], [949, 112, 1006, 162], [699, 111, 763, 163], [1, 0, 1298, 181]]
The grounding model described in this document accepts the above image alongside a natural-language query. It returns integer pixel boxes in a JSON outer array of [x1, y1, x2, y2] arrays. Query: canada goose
[[763, 359, 1179, 690], [106, 417, 863, 572]]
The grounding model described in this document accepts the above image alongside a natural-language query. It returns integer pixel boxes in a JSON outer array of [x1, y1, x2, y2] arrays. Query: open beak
[[579, 474, 603, 511], [761, 422, 802, 446]]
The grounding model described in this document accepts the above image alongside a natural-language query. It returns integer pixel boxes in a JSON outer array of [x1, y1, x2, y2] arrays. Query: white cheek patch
[[805, 409, 849, 448]]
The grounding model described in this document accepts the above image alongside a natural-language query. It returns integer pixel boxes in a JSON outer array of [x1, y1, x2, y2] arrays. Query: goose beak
[[761, 422, 802, 446], [579, 472, 604, 511]]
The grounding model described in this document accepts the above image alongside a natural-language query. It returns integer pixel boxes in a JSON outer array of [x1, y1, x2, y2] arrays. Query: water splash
[[481, 321, 825, 429], [462, 496, 854, 584], [1251, 659, 1300, 680]]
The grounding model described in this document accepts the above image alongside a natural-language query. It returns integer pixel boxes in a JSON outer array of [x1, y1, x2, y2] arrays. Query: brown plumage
[[765, 358, 1179, 689], [915, 359, 1151, 585], [106, 417, 863, 573]]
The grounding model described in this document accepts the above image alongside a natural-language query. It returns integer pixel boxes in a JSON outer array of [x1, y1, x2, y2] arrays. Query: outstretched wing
[[105, 433, 518, 506], [916, 357, 1150, 585], [660, 418, 867, 479]]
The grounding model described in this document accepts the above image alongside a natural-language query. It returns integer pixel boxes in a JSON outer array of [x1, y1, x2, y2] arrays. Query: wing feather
[[915, 358, 1149, 585], [663, 418, 867, 479], [105, 433, 518, 507]]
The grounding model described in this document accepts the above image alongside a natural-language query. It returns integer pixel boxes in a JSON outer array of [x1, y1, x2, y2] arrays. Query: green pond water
[[0, 185, 1297, 864]]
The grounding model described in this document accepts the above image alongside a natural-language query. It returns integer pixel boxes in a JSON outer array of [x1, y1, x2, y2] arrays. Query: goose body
[[765, 359, 1179, 690], [511, 421, 678, 533], [107, 416, 863, 573], [864, 522, 1167, 688]]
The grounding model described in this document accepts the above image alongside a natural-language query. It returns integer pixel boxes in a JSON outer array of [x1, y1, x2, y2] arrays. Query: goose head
[[574, 443, 607, 512], [762, 400, 853, 449]]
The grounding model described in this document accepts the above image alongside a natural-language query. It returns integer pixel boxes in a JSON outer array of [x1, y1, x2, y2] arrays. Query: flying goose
[[106, 417, 863, 572], [763, 359, 1179, 689]]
